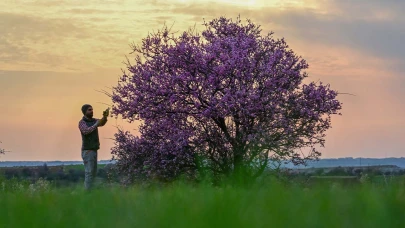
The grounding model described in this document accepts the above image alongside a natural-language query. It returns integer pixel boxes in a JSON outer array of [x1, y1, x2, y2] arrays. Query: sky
[[0, 0, 404, 161]]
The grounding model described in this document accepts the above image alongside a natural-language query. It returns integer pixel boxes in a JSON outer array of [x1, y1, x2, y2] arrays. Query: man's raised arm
[[78, 119, 99, 135], [97, 116, 108, 127]]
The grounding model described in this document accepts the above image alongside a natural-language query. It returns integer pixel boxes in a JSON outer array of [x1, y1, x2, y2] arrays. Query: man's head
[[81, 104, 93, 118]]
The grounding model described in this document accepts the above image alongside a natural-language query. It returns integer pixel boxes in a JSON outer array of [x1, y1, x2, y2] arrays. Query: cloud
[[168, 0, 405, 102], [0, 12, 95, 71], [268, 11, 405, 62], [324, 0, 405, 21], [169, 1, 405, 63], [2, 0, 404, 72], [0, 12, 91, 41]]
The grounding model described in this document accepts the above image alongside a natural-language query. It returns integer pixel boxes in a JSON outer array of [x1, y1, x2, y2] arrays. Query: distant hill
[[0, 160, 115, 167], [1, 157, 405, 168], [280, 157, 405, 169]]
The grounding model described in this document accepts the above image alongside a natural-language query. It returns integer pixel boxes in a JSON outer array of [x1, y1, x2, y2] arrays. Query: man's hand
[[98, 108, 109, 127], [103, 107, 110, 118]]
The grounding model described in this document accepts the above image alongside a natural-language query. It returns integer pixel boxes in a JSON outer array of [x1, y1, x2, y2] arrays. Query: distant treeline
[[2, 157, 405, 168], [1, 163, 405, 188], [284, 157, 405, 169], [0, 163, 119, 187], [0, 160, 114, 168], [288, 165, 405, 177]]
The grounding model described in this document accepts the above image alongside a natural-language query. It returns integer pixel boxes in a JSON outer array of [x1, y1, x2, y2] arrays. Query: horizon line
[[1, 157, 405, 163]]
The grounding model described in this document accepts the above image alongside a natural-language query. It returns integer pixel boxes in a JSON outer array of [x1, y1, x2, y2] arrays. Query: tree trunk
[[233, 152, 249, 186]]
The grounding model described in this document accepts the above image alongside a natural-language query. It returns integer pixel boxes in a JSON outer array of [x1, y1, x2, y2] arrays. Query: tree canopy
[[109, 16, 342, 184]]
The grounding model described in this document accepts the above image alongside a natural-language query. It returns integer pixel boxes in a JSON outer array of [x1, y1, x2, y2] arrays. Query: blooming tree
[[110, 16, 342, 184]]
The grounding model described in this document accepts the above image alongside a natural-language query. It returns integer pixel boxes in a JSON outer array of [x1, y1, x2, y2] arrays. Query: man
[[78, 104, 109, 190]]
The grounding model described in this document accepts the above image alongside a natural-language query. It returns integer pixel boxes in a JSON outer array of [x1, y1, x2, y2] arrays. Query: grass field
[[1, 177, 405, 228]]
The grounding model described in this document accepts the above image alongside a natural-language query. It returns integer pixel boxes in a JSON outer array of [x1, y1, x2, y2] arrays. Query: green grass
[[1, 178, 405, 228]]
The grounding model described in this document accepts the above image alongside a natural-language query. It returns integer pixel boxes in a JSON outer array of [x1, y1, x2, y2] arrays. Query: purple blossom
[[110, 16, 342, 183]]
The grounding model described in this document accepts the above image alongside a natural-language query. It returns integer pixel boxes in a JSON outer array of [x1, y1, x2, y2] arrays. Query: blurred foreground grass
[[1, 178, 405, 228]]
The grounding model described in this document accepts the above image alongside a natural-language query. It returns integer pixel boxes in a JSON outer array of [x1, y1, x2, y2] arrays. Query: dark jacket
[[78, 116, 107, 150]]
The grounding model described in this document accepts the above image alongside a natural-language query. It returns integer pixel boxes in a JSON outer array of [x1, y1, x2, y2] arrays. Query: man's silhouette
[[78, 104, 109, 190]]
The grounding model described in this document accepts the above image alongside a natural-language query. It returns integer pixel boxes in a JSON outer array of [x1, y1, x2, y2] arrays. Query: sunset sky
[[1, 0, 404, 161]]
